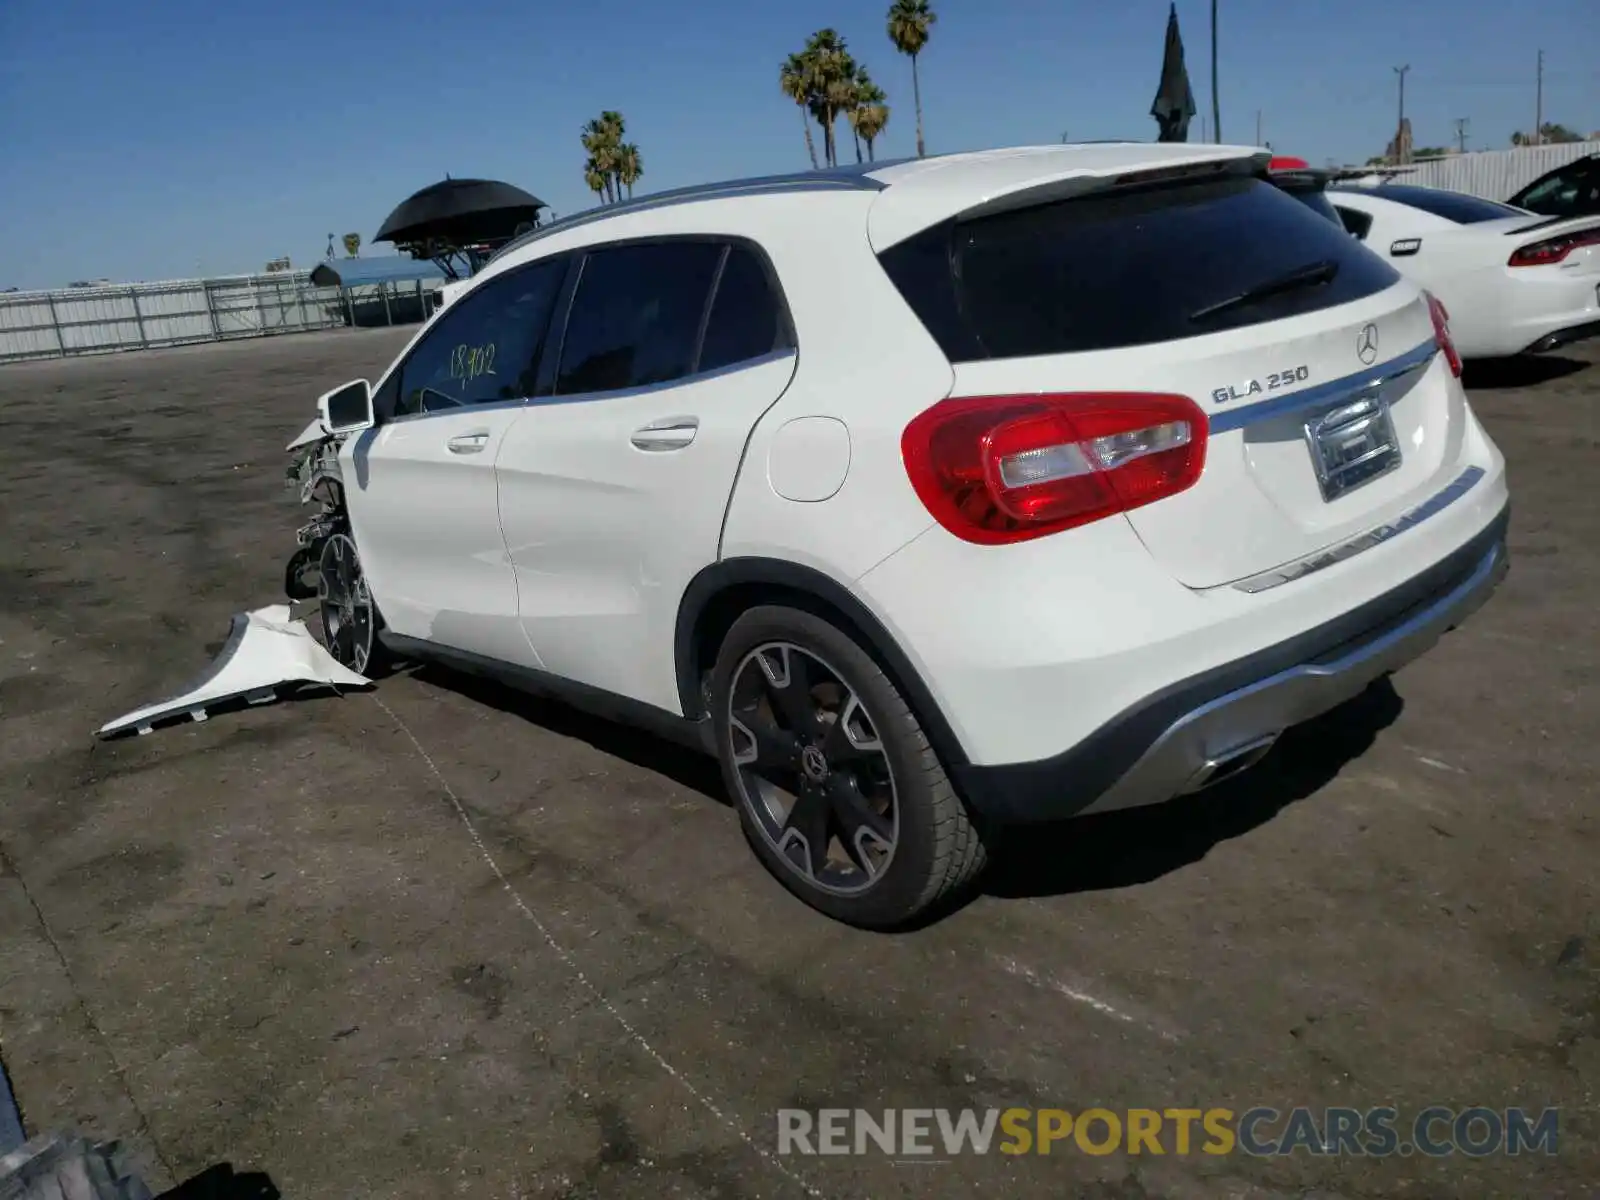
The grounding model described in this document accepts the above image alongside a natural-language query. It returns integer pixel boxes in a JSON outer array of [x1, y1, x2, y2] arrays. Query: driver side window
[[394, 257, 566, 418]]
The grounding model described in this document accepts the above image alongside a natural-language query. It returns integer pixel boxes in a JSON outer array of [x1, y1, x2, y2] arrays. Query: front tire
[[316, 532, 388, 677], [710, 605, 987, 930]]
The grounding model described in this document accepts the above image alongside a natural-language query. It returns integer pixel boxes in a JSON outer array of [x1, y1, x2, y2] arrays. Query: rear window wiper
[[1188, 258, 1340, 323]]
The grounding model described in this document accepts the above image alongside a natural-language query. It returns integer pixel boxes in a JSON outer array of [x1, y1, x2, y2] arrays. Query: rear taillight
[[1508, 227, 1600, 267], [1424, 291, 1462, 378], [901, 393, 1208, 545]]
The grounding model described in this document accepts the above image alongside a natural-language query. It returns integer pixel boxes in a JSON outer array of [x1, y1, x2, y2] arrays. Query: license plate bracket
[[1304, 391, 1403, 502]]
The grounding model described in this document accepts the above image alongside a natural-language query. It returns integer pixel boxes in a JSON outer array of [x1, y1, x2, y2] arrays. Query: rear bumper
[[951, 503, 1509, 823], [1524, 317, 1600, 355]]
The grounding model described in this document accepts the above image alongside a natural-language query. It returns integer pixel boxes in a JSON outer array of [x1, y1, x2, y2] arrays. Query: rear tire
[[710, 605, 987, 930]]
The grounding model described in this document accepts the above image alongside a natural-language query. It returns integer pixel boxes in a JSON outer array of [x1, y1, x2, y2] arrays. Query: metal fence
[[0, 271, 438, 365], [1386, 140, 1599, 202]]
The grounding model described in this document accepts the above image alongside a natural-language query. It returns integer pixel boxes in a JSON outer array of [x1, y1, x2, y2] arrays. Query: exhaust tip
[[1185, 733, 1281, 793]]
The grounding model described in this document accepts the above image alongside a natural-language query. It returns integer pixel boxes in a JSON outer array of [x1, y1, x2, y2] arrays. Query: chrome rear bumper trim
[[1230, 465, 1486, 595]]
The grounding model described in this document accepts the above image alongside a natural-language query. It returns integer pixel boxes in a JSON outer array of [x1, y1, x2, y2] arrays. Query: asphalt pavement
[[0, 329, 1595, 1198]]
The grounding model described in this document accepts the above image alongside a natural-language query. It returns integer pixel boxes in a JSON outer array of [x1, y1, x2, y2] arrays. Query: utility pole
[[1534, 49, 1544, 146], [1393, 65, 1411, 164], [1453, 117, 1469, 154], [1210, 0, 1221, 142]]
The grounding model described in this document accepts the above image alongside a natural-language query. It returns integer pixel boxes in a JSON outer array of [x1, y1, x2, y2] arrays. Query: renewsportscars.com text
[[776, 1106, 1559, 1158]]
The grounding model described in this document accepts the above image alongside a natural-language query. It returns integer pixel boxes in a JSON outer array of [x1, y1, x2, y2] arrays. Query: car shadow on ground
[[156, 1163, 279, 1198], [403, 660, 1404, 913], [1463, 354, 1591, 389], [405, 663, 730, 804], [977, 678, 1405, 901]]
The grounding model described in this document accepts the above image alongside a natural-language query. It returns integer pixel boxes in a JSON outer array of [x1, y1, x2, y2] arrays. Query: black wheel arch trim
[[673, 557, 973, 769]]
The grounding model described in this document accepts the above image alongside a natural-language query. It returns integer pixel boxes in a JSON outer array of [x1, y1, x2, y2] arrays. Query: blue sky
[[1, 0, 1595, 290]]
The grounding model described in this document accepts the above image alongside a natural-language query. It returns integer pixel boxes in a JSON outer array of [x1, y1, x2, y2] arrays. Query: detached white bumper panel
[[96, 605, 371, 739]]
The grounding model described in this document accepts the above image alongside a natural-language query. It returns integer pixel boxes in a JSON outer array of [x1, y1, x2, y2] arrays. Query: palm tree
[[852, 79, 890, 162], [581, 111, 629, 202], [615, 143, 643, 200], [802, 29, 855, 168], [584, 161, 608, 204], [847, 70, 889, 163], [886, 0, 935, 157], [780, 52, 821, 169]]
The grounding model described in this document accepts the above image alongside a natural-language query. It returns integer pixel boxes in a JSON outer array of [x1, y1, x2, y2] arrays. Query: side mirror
[[318, 379, 374, 434]]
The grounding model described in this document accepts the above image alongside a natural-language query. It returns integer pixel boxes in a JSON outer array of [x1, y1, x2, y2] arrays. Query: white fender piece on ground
[[95, 604, 371, 740]]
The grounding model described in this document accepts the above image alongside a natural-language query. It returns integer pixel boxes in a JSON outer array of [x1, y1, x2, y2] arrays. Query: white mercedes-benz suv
[[289, 143, 1510, 929]]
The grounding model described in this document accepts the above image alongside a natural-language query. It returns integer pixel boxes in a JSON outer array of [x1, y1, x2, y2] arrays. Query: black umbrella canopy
[[1150, 3, 1198, 143], [374, 178, 548, 247]]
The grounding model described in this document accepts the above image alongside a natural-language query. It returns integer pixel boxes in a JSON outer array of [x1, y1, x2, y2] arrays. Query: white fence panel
[[0, 270, 351, 364], [1396, 141, 1599, 202]]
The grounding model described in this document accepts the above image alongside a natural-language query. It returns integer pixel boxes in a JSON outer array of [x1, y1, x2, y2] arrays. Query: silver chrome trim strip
[[383, 348, 798, 426], [1208, 337, 1438, 434], [1231, 465, 1487, 594]]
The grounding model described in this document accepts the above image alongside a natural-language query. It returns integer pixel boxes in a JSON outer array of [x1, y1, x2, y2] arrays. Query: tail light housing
[[1424, 291, 1462, 378], [1508, 227, 1600, 268], [901, 393, 1208, 545]]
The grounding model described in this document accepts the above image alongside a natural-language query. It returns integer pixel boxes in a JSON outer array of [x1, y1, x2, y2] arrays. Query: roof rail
[[486, 164, 895, 265]]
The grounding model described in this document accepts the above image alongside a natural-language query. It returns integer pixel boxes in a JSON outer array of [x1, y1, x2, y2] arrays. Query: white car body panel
[[311, 143, 1509, 832], [346, 405, 534, 667], [97, 605, 371, 738], [1330, 188, 1600, 356], [497, 353, 799, 712]]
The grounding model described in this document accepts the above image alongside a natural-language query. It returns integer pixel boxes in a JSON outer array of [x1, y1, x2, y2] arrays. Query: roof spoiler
[[866, 147, 1270, 250]]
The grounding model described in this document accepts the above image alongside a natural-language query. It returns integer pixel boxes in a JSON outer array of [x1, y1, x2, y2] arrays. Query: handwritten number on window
[[449, 343, 497, 383]]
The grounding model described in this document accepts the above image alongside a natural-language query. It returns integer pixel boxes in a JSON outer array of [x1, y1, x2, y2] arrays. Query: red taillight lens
[[901, 393, 1208, 545], [1424, 291, 1462, 378], [1269, 155, 1310, 171], [1508, 227, 1600, 267]]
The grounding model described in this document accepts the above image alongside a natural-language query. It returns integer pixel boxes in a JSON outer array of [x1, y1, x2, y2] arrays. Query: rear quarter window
[[879, 175, 1401, 361]]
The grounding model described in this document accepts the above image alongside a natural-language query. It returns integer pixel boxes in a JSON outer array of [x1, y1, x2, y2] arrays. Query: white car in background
[[1328, 183, 1600, 358], [285, 144, 1509, 929]]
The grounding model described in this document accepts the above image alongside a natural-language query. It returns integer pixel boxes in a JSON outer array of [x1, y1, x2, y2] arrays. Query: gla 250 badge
[[1211, 364, 1310, 405]]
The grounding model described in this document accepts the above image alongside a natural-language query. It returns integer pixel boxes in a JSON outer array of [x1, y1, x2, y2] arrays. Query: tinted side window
[[1514, 163, 1599, 218], [1350, 184, 1523, 224], [1336, 205, 1374, 240], [881, 176, 1401, 361], [396, 259, 565, 416], [698, 245, 788, 372], [555, 242, 723, 395]]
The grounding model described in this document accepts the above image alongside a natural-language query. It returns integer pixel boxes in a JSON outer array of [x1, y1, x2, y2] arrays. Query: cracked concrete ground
[[0, 328, 1595, 1199]]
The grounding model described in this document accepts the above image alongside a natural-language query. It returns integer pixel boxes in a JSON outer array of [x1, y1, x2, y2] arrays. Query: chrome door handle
[[447, 431, 491, 454], [630, 416, 699, 452]]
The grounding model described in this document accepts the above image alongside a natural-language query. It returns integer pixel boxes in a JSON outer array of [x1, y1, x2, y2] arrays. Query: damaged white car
[[258, 148, 1508, 931]]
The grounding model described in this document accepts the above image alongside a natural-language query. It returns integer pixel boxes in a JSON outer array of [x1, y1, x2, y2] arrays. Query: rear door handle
[[447, 431, 491, 454], [630, 416, 699, 452]]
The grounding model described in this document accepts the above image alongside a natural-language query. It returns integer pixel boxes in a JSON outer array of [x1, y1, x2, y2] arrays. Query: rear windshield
[[878, 175, 1400, 361], [1339, 184, 1525, 223], [1281, 182, 1344, 227]]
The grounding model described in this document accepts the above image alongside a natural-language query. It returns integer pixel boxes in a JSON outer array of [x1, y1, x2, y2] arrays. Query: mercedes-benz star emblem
[[1356, 323, 1380, 365], [801, 745, 829, 782]]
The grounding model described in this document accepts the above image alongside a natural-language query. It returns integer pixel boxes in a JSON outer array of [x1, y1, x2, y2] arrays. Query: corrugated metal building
[[1379, 141, 1599, 202]]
